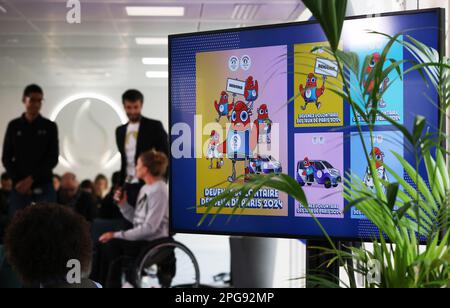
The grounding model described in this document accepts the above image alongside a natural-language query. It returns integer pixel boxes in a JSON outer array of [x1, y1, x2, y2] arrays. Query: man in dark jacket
[[115, 89, 169, 207], [2, 84, 59, 217]]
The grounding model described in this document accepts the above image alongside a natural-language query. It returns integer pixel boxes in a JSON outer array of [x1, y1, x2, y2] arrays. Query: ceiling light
[[142, 57, 168, 65], [231, 4, 260, 20], [135, 37, 168, 45], [126, 6, 185, 17], [146, 71, 168, 79]]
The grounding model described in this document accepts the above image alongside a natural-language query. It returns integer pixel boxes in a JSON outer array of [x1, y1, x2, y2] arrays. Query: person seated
[[94, 150, 170, 288], [4, 203, 100, 288], [57, 173, 97, 222], [0, 191, 7, 219], [1, 172, 12, 200], [98, 172, 123, 220], [0, 172, 12, 243], [52, 174, 61, 194], [94, 174, 109, 201], [80, 179, 95, 195]]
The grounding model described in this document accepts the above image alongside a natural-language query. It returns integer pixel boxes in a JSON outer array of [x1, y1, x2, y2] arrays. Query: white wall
[[348, 0, 448, 15], [347, 0, 408, 15]]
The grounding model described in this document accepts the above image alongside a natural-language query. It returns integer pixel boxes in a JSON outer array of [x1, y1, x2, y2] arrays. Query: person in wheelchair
[[95, 150, 174, 288]]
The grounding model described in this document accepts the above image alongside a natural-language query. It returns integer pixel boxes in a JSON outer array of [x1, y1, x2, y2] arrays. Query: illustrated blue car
[[249, 155, 282, 174], [296, 160, 341, 189]]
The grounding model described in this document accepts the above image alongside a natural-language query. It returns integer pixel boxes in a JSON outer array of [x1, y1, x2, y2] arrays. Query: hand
[[114, 189, 127, 206], [15, 176, 33, 195], [99, 232, 115, 244]]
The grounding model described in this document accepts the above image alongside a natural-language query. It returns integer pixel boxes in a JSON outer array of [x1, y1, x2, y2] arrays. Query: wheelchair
[[123, 237, 201, 288]]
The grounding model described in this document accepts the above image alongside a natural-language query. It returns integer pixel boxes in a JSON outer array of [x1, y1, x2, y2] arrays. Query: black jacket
[[2, 114, 59, 186], [115, 116, 169, 184], [99, 189, 123, 220]]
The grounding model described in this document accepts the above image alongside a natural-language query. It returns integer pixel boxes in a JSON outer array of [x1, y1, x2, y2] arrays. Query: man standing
[[2, 84, 59, 217], [116, 89, 169, 206]]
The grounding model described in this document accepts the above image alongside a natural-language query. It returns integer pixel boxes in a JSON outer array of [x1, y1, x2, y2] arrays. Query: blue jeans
[[9, 182, 56, 218]]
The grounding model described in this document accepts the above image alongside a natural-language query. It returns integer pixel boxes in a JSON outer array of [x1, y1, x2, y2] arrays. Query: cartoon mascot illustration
[[214, 91, 233, 122], [301, 157, 315, 184], [244, 76, 259, 113], [254, 104, 273, 144], [218, 101, 258, 182], [364, 52, 389, 109], [363, 147, 389, 191], [206, 130, 224, 169], [299, 73, 326, 110]]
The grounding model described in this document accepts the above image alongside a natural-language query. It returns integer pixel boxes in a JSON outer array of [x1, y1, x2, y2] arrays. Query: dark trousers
[[92, 238, 177, 288], [93, 239, 150, 288], [9, 182, 56, 218]]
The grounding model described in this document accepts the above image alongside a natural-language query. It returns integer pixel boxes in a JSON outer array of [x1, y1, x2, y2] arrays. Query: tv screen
[[169, 9, 444, 241]]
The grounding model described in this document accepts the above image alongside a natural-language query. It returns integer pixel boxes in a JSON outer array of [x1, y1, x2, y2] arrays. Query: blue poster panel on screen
[[350, 131, 404, 219], [294, 133, 344, 219], [196, 45, 289, 218], [349, 35, 405, 126], [169, 9, 443, 240]]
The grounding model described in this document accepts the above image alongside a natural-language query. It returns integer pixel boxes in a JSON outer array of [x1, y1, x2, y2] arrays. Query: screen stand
[[306, 240, 340, 288], [229, 236, 278, 288]]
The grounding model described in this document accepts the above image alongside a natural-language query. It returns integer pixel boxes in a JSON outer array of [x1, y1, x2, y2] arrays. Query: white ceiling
[[0, 0, 306, 88]]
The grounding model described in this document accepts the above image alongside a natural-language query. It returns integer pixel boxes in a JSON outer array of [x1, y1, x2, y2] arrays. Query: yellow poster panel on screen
[[195, 45, 289, 217], [294, 42, 343, 127]]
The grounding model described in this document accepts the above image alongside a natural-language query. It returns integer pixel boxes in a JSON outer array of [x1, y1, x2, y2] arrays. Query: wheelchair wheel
[[135, 240, 200, 288]]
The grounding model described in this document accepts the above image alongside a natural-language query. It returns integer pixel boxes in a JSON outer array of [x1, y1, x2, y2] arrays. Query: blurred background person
[[0, 172, 12, 243], [94, 174, 109, 201], [95, 150, 170, 288], [80, 179, 101, 209], [4, 203, 99, 288], [1, 172, 13, 194], [1, 84, 59, 217], [98, 171, 122, 220], [58, 173, 97, 223], [1, 172, 12, 205], [80, 179, 95, 195], [52, 174, 61, 194], [116, 89, 169, 207]]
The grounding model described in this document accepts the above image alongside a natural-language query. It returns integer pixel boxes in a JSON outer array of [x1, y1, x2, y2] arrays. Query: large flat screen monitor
[[169, 8, 445, 241]]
